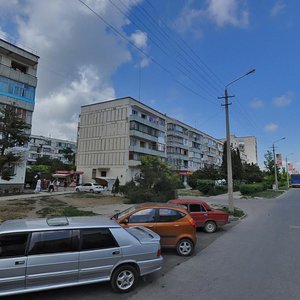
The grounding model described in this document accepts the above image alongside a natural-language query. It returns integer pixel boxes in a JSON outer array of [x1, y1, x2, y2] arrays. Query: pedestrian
[[64, 180, 68, 191], [55, 179, 60, 192], [34, 178, 41, 193], [48, 179, 55, 193]]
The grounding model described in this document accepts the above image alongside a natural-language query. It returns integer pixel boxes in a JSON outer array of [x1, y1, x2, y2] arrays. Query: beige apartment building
[[221, 135, 258, 165], [77, 97, 224, 185]]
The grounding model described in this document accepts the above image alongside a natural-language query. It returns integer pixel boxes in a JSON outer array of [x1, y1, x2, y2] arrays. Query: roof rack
[[46, 216, 69, 227]]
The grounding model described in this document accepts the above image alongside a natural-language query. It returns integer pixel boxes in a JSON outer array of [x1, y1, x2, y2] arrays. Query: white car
[[75, 182, 105, 193]]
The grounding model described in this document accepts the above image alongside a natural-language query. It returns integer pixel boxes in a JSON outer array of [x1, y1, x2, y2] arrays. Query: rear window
[[189, 204, 207, 212], [0, 233, 29, 258], [80, 228, 118, 250], [157, 209, 185, 222]]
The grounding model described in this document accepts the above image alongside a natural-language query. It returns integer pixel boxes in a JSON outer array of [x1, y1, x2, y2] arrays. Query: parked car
[[0, 216, 163, 296], [168, 199, 229, 233], [75, 182, 105, 193], [112, 204, 197, 256]]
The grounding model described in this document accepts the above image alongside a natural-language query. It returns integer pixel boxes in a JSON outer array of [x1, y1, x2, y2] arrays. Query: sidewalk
[[0, 189, 75, 201]]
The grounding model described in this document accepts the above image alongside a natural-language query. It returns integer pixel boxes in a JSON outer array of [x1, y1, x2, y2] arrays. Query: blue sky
[[0, 0, 299, 170]]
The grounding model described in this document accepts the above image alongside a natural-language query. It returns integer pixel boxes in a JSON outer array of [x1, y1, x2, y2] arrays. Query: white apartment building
[[77, 97, 224, 185], [77, 97, 167, 185], [0, 38, 39, 191], [28, 135, 76, 165], [221, 135, 258, 165]]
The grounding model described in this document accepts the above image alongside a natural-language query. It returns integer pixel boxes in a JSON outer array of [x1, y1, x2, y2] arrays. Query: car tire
[[176, 238, 194, 256], [90, 189, 94, 193], [75, 188, 80, 192], [111, 265, 138, 293], [204, 221, 217, 233]]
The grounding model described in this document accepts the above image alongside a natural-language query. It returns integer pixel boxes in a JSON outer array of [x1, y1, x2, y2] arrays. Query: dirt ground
[[0, 193, 128, 223]]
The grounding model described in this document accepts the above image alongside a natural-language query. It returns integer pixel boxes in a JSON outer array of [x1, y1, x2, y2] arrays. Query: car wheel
[[75, 188, 80, 192], [90, 189, 94, 193], [204, 221, 217, 233], [111, 265, 138, 293], [176, 238, 194, 256]]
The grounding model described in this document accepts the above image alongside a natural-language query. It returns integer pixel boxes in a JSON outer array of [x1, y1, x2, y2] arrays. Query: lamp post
[[272, 137, 286, 191], [285, 153, 293, 188], [218, 69, 255, 212]]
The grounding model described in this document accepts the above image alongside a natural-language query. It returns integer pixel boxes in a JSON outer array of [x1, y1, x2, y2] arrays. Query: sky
[[0, 0, 299, 170]]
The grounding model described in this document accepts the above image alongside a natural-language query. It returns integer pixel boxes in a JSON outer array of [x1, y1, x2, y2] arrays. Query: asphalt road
[[2, 218, 237, 300], [128, 189, 300, 300]]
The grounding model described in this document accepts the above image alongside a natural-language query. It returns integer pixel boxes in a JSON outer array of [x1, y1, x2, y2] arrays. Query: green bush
[[240, 183, 266, 195], [196, 179, 215, 195]]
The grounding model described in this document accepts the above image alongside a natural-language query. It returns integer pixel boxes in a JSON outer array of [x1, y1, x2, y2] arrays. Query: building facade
[[221, 135, 258, 165], [0, 38, 39, 190], [77, 97, 223, 185], [28, 135, 76, 165]]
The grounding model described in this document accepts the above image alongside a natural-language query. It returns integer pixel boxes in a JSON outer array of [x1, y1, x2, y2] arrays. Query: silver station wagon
[[0, 216, 163, 296]]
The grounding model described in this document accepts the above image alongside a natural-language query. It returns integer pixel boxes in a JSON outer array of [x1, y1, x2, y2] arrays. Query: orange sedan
[[112, 204, 197, 256]]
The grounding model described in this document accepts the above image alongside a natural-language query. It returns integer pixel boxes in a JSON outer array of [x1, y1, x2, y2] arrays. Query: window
[[83, 183, 92, 186], [11, 61, 27, 73], [92, 169, 97, 178], [141, 113, 146, 119], [0, 233, 29, 258], [128, 209, 156, 223], [158, 209, 185, 222], [28, 230, 77, 255], [80, 228, 118, 251], [101, 171, 107, 177], [189, 204, 206, 212]]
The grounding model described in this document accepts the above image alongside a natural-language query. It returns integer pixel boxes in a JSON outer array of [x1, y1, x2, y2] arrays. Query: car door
[[81, 183, 89, 192], [188, 204, 208, 227], [156, 208, 185, 247], [0, 233, 29, 295], [125, 208, 157, 232], [26, 230, 79, 288], [79, 228, 122, 282]]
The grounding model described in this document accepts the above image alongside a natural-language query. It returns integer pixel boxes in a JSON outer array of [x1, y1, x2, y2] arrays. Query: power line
[[78, 0, 218, 105]]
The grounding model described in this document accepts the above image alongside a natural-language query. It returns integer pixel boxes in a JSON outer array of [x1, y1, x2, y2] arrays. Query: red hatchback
[[168, 199, 229, 233]]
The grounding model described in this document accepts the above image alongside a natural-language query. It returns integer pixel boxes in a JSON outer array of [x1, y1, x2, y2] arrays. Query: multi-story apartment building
[[27, 135, 76, 165], [166, 117, 223, 183], [77, 97, 167, 185], [221, 135, 258, 165], [77, 97, 223, 185], [0, 38, 39, 190]]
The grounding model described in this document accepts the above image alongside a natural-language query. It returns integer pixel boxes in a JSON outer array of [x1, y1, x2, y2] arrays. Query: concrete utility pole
[[285, 153, 293, 188], [272, 137, 286, 192], [219, 69, 255, 213]]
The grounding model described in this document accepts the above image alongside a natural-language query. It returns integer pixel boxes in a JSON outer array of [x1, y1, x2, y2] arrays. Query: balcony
[[167, 129, 188, 138], [0, 63, 37, 87], [130, 130, 160, 143], [129, 145, 166, 158], [166, 140, 189, 149], [129, 115, 165, 131]]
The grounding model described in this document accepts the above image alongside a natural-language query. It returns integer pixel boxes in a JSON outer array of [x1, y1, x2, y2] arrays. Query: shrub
[[240, 183, 266, 195], [196, 179, 215, 195]]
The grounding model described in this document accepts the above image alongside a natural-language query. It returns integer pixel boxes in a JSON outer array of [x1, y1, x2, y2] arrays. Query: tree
[[187, 165, 220, 189], [0, 104, 31, 180], [263, 150, 275, 175], [243, 163, 263, 183], [61, 147, 75, 164], [220, 141, 244, 181], [112, 177, 120, 196]]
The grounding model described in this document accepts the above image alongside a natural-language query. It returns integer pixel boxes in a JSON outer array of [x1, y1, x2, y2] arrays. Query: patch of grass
[[246, 190, 284, 199], [39, 198, 66, 206], [65, 192, 102, 198], [218, 206, 245, 218], [177, 189, 203, 197], [37, 206, 98, 218], [7, 199, 37, 206]]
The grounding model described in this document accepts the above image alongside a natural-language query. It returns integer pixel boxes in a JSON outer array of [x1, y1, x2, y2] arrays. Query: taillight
[[188, 218, 196, 228], [157, 248, 161, 257]]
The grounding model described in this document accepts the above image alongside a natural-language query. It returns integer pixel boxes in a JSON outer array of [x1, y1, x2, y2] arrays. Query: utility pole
[[219, 89, 235, 212], [272, 143, 278, 192], [286, 156, 289, 188]]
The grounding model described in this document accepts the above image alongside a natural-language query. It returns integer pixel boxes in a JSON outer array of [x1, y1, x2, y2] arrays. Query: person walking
[[55, 179, 60, 192], [34, 178, 41, 193], [48, 179, 55, 193], [64, 180, 68, 191]]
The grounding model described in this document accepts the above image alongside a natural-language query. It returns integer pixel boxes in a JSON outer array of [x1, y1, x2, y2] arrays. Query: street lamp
[[218, 68, 255, 212], [272, 137, 286, 191], [285, 153, 293, 188]]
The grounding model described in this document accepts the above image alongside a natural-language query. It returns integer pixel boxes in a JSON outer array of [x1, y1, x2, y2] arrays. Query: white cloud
[[0, 0, 142, 140], [250, 99, 264, 109], [130, 30, 148, 49], [174, 0, 249, 37], [270, 2, 286, 17], [264, 123, 279, 132], [272, 93, 292, 107]]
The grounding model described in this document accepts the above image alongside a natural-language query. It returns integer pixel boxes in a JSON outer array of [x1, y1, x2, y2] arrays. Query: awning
[[52, 174, 69, 178]]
